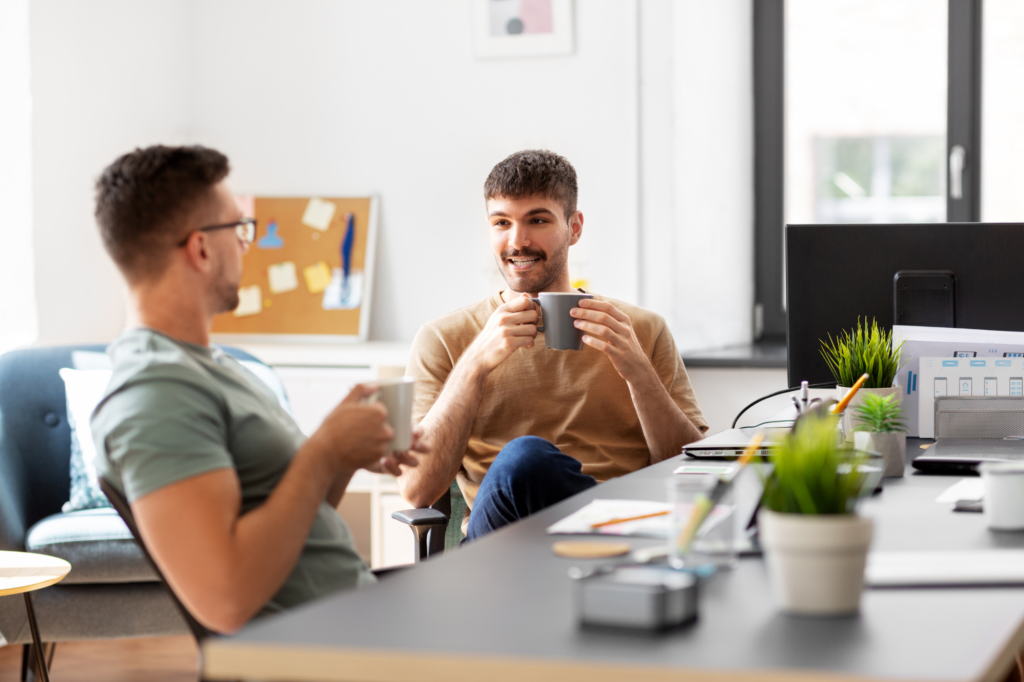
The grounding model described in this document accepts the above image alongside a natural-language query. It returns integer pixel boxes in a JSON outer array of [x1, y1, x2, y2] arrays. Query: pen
[[338, 213, 355, 302], [675, 432, 764, 554], [831, 373, 870, 415]]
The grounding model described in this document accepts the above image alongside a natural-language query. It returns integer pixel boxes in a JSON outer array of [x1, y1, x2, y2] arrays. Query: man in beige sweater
[[399, 150, 708, 540]]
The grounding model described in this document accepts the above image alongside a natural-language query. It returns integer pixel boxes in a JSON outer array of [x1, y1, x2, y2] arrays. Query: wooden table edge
[[984, 609, 1024, 682], [201, 640, 926, 682], [0, 573, 69, 598]]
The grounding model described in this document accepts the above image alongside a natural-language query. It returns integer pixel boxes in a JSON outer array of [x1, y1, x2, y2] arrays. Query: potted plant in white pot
[[758, 414, 874, 616], [853, 393, 907, 478], [820, 317, 905, 440]]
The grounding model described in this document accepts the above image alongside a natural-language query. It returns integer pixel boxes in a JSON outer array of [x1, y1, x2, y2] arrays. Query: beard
[[211, 257, 241, 315], [495, 229, 572, 293]]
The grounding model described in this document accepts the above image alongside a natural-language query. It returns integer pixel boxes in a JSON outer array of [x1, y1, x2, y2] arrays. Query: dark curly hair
[[95, 145, 230, 282], [484, 150, 578, 222]]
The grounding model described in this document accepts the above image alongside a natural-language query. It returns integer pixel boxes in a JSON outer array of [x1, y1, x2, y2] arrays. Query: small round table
[[0, 551, 71, 682]]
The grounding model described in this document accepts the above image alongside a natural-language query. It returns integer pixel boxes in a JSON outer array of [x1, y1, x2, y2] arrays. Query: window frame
[[752, 0, 983, 340]]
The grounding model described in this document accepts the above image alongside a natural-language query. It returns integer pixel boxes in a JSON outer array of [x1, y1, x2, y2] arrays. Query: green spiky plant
[[853, 393, 905, 433], [762, 414, 869, 515], [820, 317, 905, 389]]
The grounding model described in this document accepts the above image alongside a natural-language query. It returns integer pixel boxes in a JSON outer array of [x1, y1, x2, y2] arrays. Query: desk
[[203, 451, 1024, 682], [0, 551, 71, 682]]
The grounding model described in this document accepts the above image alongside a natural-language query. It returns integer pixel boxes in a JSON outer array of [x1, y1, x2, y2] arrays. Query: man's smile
[[508, 256, 541, 271]]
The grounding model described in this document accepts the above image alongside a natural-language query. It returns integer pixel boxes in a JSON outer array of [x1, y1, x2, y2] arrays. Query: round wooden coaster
[[551, 540, 632, 559]]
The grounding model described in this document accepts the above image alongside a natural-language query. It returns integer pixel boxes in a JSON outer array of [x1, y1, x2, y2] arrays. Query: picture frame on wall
[[471, 0, 574, 59]]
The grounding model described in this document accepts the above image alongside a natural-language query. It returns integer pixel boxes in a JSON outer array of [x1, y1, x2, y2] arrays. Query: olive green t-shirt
[[92, 328, 374, 617], [408, 292, 709, 526]]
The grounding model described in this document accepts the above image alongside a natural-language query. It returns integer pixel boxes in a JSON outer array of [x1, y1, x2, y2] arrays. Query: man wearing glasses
[[90, 145, 420, 633]]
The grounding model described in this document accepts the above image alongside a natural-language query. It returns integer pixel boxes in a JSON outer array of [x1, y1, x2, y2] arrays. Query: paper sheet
[[866, 550, 1024, 587], [234, 194, 255, 218], [303, 261, 332, 294], [546, 499, 731, 539], [234, 285, 263, 317], [267, 261, 299, 294], [673, 464, 735, 475], [935, 478, 985, 504], [894, 325, 1024, 436], [322, 269, 363, 310], [301, 198, 337, 231]]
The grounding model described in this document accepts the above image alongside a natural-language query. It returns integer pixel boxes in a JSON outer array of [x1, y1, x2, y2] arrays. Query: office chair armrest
[[391, 508, 449, 563], [391, 508, 449, 527]]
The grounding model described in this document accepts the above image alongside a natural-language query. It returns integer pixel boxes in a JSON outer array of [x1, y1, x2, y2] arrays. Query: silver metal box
[[935, 396, 1024, 439], [576, 567, 698, 630]]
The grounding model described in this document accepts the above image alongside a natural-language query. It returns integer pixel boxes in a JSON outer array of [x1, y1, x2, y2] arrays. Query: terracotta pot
[[854, 431, 907, 477], [836, 386, 900, 441], [759, 510, 873, 616]]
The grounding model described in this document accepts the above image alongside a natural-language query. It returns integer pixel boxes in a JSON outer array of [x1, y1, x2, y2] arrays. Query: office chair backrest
[[98, 477, 215, 643]]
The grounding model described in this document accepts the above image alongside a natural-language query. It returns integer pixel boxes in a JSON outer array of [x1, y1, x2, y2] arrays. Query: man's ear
[[181, 232, 213, 273], [568, 211, 584, 246]]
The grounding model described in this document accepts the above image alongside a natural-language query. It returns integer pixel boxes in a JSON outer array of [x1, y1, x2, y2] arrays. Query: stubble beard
[[211, 257, 241, 315], [497, 232, 572, 294]]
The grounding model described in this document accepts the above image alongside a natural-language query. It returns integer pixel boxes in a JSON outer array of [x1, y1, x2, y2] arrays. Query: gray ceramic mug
[[529, 292, 595, 350]]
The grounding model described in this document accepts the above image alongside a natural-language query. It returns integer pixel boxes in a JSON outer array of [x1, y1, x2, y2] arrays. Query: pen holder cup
[[667, 476, 737, 571]]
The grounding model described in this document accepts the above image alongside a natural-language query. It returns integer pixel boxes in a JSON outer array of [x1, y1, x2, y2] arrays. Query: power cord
[[731, 382, 836, 429]]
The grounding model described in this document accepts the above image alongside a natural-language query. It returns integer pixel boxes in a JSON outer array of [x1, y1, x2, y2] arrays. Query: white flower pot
[[758, 510, 873, 616], [836, 386, 900, 441], [854, 431, 907, 478]]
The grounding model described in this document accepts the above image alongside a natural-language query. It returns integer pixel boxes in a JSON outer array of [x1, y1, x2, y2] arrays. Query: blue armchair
[[0, 344, 269, 653]]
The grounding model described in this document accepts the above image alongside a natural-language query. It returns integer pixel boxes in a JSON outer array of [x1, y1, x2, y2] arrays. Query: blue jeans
[[465, 436, 597, 541]]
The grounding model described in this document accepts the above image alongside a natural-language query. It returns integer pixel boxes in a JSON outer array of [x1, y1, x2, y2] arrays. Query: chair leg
[[20, 644, 29, 682]]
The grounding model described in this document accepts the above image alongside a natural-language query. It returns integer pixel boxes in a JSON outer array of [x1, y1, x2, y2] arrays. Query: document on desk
[[866, 550, 1024, 587], [893, 325, 1024, 437], [935, 478, 984, 505], [546, 499, 731, 539]]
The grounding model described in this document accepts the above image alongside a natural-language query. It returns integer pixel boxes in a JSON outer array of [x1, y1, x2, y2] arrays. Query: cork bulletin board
[[211, 196, 378, 341]]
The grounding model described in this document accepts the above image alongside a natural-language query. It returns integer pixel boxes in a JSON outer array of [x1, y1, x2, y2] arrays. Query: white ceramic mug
[[979, 461, 1024, 531], [366, 377, 415, 453]]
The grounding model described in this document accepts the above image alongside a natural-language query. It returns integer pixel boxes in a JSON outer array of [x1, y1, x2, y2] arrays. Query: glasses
[[177, 218, 257, 247]]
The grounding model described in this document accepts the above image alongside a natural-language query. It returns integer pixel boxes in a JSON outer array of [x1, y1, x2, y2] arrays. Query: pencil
[[675, 431, 765, 553], [831, 373, 870, 415], [591, 510, 669, 529]]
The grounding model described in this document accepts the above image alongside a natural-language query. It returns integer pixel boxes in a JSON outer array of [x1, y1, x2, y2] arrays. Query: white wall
[[190, 0, 640, 342], [0, 0, 38, 351], [27, 0, 753, 349], [672, 0, 754, 352], [30, 0, 194, 345], [637, 0, 754, 352]]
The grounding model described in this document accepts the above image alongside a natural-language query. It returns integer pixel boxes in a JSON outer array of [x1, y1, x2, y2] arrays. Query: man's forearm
[[627, 364, 704, 465], [325, 469, 355, 508], [398, 359, 487, 508]]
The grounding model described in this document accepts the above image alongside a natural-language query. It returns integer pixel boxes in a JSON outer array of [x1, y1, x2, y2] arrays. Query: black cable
[[731, 382, 836, 429]]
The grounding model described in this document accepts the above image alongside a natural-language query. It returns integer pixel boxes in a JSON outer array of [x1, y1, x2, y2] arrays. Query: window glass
[[786, 0, 948, 226], [982, 0, 1024, 221]]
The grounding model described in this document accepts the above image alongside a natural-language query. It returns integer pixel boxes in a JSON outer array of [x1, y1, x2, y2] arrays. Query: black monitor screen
[[786, 223, 1024, 387]]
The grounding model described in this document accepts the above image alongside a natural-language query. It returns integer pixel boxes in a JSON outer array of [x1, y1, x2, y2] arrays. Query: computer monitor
[[786, 223, 1024, 388]]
